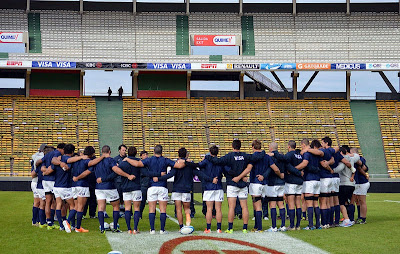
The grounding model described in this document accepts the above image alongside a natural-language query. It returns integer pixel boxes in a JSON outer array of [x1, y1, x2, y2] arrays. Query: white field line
[[156, 207, 180, 225]]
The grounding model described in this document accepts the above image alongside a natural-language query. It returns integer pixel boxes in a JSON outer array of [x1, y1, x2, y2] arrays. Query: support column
[[187, 71, 191, 99], [291, 71, 299, 100], [133, 70, 139, 98], [80, 0, 84, 14], [346, 0, 350, 16], [186, 0, 190, 15], [239, 0, 243, 16], [346, 70, 351, 101], [26, 0, 30, 13], [292, 0, 297, 16], [239, 71, 245, 100], [25, 69, 31, 98], [133, 0, 137, 15], [80, 70, 85, 97]]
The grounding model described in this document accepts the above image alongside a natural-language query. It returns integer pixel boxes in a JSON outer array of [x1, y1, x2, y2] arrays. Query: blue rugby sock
[[307, 207, 313, 228], [56, 210, 63, 228], [32, 207, 39, 224], [160, 213, 167, 231], [113, 211, 120, 229], [348, 204, 355, 222], [39, 209, 46, 225], [207, 223, 211, 230], [329, 207, 335, 225], [271, 208, 277, 228], [279, 208, 286, 228], [334, 205, 340, 224], [217, 223, 221, 230], [288, 209, 295, 228], [296, 208, 302, 228], [314, 207, 321, 228], [149, 213, 155, 231], [68, 209, 77, 227], [76, 211, 83, 229], [125, 210, 132, 231], [357, 205, 361, 220], [98, 211, 104, 231], [228, 222, 233, 230], [256, 211, 262, 231], [133, 211, 140, 231]]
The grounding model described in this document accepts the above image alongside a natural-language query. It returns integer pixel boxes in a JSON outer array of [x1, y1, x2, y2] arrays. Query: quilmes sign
[[32, 61, 76, 68], [193, 35, 236, 46], [0, 32, 24, 43], [147, 63, 191, 70]]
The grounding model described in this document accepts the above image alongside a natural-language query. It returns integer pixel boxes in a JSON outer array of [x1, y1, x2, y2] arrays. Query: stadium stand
[[376, 100, 400, 178], [123, 97, 144, 152], [0, 97, 99, 176], [3, 10, 399, 62]]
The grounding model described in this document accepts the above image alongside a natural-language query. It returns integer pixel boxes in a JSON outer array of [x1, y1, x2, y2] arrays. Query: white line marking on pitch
[[384, 200, 400, 203], [156, 207, 180, 225]]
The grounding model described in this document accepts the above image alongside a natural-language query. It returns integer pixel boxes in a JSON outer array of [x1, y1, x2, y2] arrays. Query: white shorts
[[266, 185, 285, 197], [249, 183, 265, 196], [147, 186, 169, 202], [37, 188, 46, 200], [123, 190, 143, 202], [95, 189, 119, 203], [227, 185, 248, 199], [53, 187, 73, 200], [42, 180, 55, 193], [171, 192, 191, 202], [320, 178, 333, 194], [332, 178, 340, 193], [31, 181, 39, 198], [72, 186, 90, 199], [284, 183, 303, 195], [203, 190, 224, 202], [303, 181, 321, 195], [354, 182, 370, 196]]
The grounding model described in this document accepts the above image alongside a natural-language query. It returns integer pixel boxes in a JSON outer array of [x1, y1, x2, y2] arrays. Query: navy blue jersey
[[355, 156, 369, 184], [266, 151, 285, 186], [249, 152, 274, 185], [54, 155, 72, 188], [71, 158, 91, 187], [142, 156, 176, 188], [332, 152, 344, 178], [319, 148, 334, 178], [206, 151, 265, 188], [113, 155, 126, 183], [197, 159, 224, 191], [90, 157, 117, 190], [303, 152, 321, 181], [35, 162, 44, 189], [159, 160, 212, 193], [42, 150, 61, 181], [284, 150, 304, 185]]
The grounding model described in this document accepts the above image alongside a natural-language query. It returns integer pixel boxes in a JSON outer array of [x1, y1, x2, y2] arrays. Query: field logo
[[159, 236, 284, 254]]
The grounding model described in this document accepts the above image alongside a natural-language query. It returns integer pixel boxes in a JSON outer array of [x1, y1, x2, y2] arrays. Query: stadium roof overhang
[[1, 0, 398, 14]]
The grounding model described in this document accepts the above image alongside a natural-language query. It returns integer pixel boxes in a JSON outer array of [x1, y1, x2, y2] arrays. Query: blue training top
[[142, 156, 176, 188]]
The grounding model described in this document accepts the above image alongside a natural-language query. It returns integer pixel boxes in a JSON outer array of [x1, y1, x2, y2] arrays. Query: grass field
[[1, 191, 399, 254]]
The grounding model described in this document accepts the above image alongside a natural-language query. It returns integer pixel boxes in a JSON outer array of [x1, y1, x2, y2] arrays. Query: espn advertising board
[[260, 63, 296, 70], [191, 63, 228, 70], [192, 35, 240, 46], [366, 63, 400, 70], [0, 32, 24, 43], [32, 61, 76, 68], [147, 63, 191, 70], [0, 60, 32, 68], [331, 63, 366, 70]]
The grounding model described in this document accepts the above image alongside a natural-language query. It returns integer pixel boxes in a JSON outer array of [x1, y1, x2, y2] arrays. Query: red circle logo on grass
[[159, 236, 284, 254]]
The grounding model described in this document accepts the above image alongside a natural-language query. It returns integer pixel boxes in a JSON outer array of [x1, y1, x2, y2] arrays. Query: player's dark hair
[[140, 150, 148, 156], [301, 138, 309, 146], [322, 136, 332, 146], [252, 140, 262, 150], [310, 139, 322, 149], [84, 146, 95, 156], [64, 144, 75, 155], [73, 153, 80, 157], [339, 146, 347, 154], [102, 145, 111, 154], [128, 146, 137, 157], [118, 144, 127, 151], [154, 145, 162, 155], [178, 147, 187, 158], [44, 146, 54, 155], [232, 139, 241, 150], [209, 145, 219, 156], [342, 145, 350, 153], [57, 143, 66, 149], [288, 140, 296, 149]]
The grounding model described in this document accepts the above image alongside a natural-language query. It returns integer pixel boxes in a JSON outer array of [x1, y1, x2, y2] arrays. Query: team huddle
[[29, 136, 370, 234]]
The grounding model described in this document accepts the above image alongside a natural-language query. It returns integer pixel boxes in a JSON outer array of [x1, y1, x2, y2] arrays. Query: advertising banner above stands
[[147, 63, 191, 70], [191, 63, 227, 70], [331, 63, 366, 70], [227, 63, 260, 70], [112, 63, 147, 69], [260, 63, 296, 70], [76, 62, 113, 69], [32, 61, 76, 68], [0, 32, 24, 43], [296, 63, 331, 70], [0, 60, 32, 68], [193, 35, 237, 46], [366, 63, 400, 70]]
